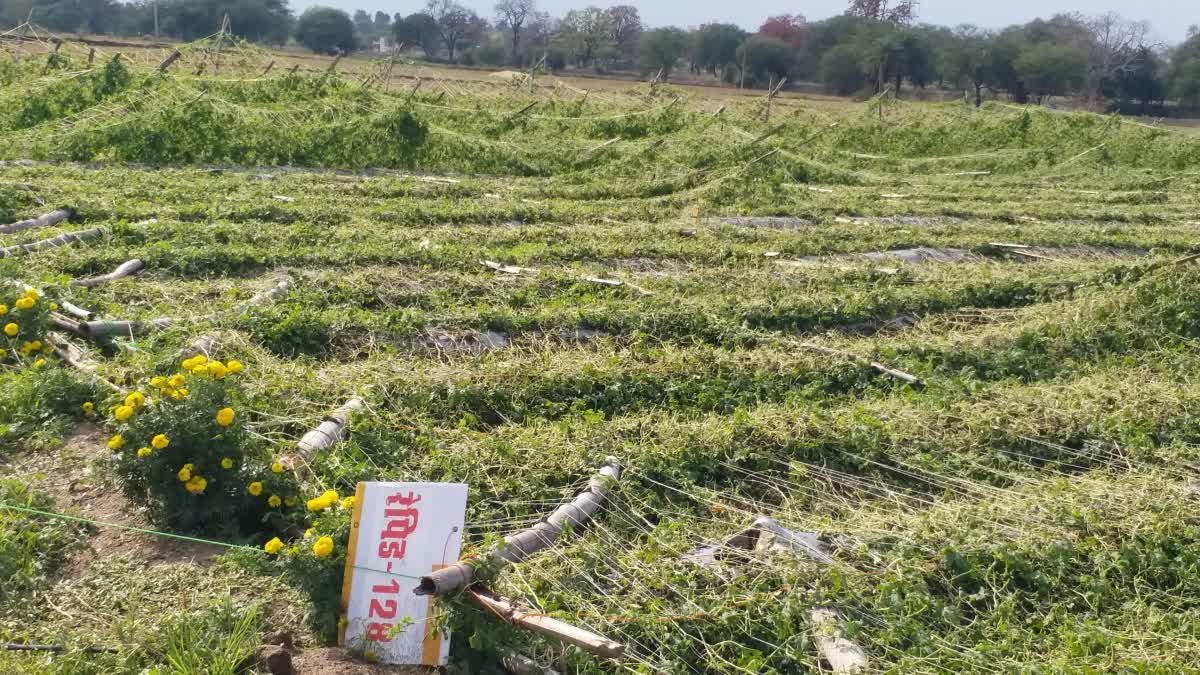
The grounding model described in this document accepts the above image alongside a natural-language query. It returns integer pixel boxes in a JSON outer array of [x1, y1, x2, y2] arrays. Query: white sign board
[[340, 481, 467, 665]]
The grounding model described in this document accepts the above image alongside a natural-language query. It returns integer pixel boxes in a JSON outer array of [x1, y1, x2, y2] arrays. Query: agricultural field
[[4, 32, 1200, 675]]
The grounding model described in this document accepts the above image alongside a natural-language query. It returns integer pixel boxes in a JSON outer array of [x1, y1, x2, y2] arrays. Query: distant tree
[[374, 11, 391, 30], [846, 0, 918, 26], [494, 0, 534, 62], [353, 9, 372, 33], [694, 22, 745, 76], [560, 6, 612, 67], [606, 5, 642, 61], [798, 14, 866, 76], [1015, 43, 1087, 101], [940, 26, 998, 106], [1111, 47, 1164, 113], [1081, 12, 1154, 109], [25, 0, 120, 34], [296, 7, 356, 55], [395, 12, 440, 57], [638, 27, 687, 79], [736, 35, 794, 86], [820, 43, 867, 94], [1168, 33, 1200, 108], [759, 14, 807, 49], [425, 0, 480, 62], [157, 0, 292, 44]]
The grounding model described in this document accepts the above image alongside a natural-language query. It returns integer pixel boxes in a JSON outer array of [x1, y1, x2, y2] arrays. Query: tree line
[[3, 0, 1198, 112]]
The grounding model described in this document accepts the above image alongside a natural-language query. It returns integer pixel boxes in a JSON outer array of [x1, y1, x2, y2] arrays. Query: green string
[[0, 502, 427, 580], [0, 502, 265, 553]]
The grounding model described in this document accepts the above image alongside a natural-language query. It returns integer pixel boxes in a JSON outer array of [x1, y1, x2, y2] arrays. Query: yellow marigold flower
[[341, 496, 356, 510], [0, 304, 6, 315], [81, 402, 94, 415], [207, 362, 227, 379], [193, 354, 207, 366], [312, 536, 334, 559], [176, 388, 189, 398], [150, 376, 166, 388], [185, 476, 207, 494], [152, 434, 170, 449], [18, 343, 32, 356], [137, 447, 152, 458], [305, 498, 323, 512], [181, 357, 195, 371], [124, 392, 146, 409], [0, 349, 6, 359], [248, 481, 264, 496], [191, 364, 209, 376], [226, 360, 244, 374], [107, 434, 124, 450], [167, 374, 186, 388], [287, 546, 299, 557], [15, 297, 33, 310], [29, 340, 41, 351], [49, 303, 59, 311], [4, 323, 18, 337], [216, 407, 235, 427], [271, 461, 284, 474], [263, 537, 284, 555], [221, 457, 234, 469], [268, 495, 282, 508], [32, 358, 45, 369], [322, 489, 338, 503], [177, 464, 193, 482], [304, 528, 314, 538], [114, 405, 134, 421], [24, 288, 39, 300]]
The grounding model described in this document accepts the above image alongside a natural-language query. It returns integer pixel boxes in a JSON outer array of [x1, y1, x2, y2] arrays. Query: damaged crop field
[[4, 35, 1200, 675]]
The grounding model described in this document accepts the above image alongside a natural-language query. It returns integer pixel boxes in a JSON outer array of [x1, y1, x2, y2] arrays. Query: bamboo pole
[[0, 208, 73, 235], [79, 317, 175, 339], [798, 343, 925, 389], [416, 458, 622, 597], [285, 397, 365, 471], [470, 590, 624, 659], [576, 137, 621, 164], [60, 301, 94, 321], [0, 227, 103, 259], [810, 607, 868, 673], [70, 259, 144, 288]]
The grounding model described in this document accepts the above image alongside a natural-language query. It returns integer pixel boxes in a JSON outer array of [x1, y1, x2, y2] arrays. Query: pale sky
[[291, 0, 1196, 44]]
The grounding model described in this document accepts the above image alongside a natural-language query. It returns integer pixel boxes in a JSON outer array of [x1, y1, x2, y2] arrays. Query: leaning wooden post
[[261, 59, 275, 75], [284, 397, 366, 472], [416, 458, 623, 597], [469, 590, 624, 659], [156, 49, 182, 73], [46, 334, 125, 395], [87, 48, 95, 66], [324, 53, 342, 78]]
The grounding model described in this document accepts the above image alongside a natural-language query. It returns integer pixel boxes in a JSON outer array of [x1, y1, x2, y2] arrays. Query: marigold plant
[[109, 355, 301, 534], [0, 284, 57, 370]]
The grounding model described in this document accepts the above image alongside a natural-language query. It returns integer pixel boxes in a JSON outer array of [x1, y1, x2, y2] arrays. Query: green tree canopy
[[638, 27, 687, 79], [295, 7, 356, 55], [694, 23, 744, 75]]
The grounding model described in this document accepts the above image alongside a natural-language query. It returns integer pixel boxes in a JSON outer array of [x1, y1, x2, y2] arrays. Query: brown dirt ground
[[291, 647, 434, 675], [11, 422, 224, 575]]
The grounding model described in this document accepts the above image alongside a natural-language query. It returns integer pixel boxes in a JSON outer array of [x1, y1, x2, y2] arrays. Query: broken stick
[[0, 227, 103, 258], [285, 397, 366, 471], [469, 590, 624, 660], [799, 343, 924, 389]]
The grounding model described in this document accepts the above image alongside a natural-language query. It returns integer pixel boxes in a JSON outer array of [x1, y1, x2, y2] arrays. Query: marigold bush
[[0, 284, 56, 368], [110, 355, 301, 534]]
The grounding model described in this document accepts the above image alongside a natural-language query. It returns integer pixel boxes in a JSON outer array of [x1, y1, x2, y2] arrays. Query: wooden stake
[[799, 342, 924, 389], [60, 302, 95, 321], [261, 59, 275, 75], [87, 48, 95, 66], [469, 590, 624, 659], [156, 49, 181, 73], [503, 101, 537, 124], [46, 334, 125, 395], [417, 459, 623, 597]]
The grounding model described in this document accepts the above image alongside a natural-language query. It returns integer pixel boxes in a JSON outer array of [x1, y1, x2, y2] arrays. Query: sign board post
[[340, 481, 468, 665]]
